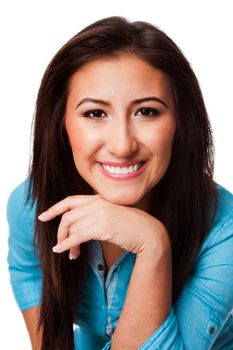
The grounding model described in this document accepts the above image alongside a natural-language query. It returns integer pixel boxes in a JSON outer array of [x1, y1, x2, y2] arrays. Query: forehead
[[68, 53, 172, 100]]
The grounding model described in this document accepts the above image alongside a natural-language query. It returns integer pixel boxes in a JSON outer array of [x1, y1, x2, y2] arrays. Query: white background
[[0, 0, 232, 348]]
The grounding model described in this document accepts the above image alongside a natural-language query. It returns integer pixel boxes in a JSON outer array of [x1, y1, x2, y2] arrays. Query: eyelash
[[82, 107, 161, 120]]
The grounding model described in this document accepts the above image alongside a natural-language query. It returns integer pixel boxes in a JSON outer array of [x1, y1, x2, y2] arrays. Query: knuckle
[[99, 203, 110, 217], [103, 230, 112, 241], [99, 209, 109, 230], [69, 226, 76, 236], [65, 195, 72, 203], [99, 207, 105, 218], [66, 195, 79, 207], [65, 195, 76, 203], [61, 211, 70, 224]]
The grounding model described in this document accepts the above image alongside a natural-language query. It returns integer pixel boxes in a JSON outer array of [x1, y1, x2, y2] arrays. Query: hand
[[38, 194, 169, 259]]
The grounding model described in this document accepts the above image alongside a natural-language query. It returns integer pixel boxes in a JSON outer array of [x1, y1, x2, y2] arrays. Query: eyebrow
[[75, 96, 168, 109]]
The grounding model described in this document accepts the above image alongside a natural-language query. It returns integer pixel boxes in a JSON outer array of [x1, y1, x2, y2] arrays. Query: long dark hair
[[27, 16, 218, 349]]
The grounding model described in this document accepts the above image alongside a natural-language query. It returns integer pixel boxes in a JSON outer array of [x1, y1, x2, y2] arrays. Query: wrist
[[138, 225, 172, 260]]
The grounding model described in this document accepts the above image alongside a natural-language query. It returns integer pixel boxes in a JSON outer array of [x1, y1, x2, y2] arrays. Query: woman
[[7, 16, 233, 350]]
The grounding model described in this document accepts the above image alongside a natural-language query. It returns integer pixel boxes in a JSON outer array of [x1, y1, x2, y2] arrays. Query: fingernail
[[52, 244, 62, 253], [38, 212, 47, 221], [69, 252, 74, 260]]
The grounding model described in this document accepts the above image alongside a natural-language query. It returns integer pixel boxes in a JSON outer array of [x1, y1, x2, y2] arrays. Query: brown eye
[[83, 109, 106, 119], [137, 107, 160, 117]]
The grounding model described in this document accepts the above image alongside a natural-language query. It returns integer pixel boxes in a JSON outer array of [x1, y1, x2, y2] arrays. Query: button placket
[[98, 264, 104, 271], [209, 326, 215, 335]]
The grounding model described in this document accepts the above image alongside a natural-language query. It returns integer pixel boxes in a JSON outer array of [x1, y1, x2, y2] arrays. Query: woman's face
[[65, 53, 176, 210]]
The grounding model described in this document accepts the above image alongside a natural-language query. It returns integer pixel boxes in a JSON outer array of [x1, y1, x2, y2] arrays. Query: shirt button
[[209, 327, 215, 334], [98, 264, 104, 271]]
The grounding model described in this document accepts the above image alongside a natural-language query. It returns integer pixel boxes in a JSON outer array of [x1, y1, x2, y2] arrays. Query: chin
[[101, 193, 141, 206]]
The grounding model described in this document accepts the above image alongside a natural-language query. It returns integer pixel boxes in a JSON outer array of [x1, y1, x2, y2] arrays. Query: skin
[[65, 53, 176, 209], [38, 53, 176, 259], [25, 53, 175, 349], [22, 306, 42, 350]]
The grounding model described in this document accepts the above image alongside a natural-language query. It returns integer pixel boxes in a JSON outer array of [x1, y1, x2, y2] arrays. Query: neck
[[132, 190, 152, 213]]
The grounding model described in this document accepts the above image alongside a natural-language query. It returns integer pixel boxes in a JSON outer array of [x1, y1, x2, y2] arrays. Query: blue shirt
[[7, 180, 233, 349]]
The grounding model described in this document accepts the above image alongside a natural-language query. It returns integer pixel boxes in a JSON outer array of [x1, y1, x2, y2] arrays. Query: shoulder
[[215, 183, 233, 217], [197, 182, 233, 257], [211, 182, 233, 236], [7, 178, 36, 230], [7, 180, 42, 312], [174, 185, 233, 348]]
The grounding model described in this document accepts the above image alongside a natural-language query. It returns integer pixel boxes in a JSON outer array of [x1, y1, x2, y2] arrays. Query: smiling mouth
[[99, 161, 146, 175]]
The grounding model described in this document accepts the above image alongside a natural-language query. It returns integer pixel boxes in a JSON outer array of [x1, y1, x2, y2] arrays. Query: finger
[[38, 194, 100, 221], [52, 233, 82, 253], [53, 214, 103, 254], [57, 199, 103, 243], [69, 225, 81, 260], [57, 209, 79, 244], [69, 246, 80, 260]]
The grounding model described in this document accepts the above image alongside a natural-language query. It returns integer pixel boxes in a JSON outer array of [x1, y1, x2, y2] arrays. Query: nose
[[106, 119, 138, 157]]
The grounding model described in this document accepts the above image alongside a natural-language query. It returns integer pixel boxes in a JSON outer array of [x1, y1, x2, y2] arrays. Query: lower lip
[[97, 162, 147, 180]]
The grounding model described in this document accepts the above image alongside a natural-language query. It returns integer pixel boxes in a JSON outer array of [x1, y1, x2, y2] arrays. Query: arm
[[23, 306, 42, 350], [102, 215, 233, 350], [7, 181, 42, 346], [111, 228, 172, 350]]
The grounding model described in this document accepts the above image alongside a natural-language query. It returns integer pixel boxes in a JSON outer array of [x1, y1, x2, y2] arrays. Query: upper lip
[[98, 160, 146, 167]]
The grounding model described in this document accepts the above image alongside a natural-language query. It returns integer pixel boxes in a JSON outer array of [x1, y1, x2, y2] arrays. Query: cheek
[[66, 122, 101, 161], [147, 121, 176, 158], [68, 131, 84, 157]]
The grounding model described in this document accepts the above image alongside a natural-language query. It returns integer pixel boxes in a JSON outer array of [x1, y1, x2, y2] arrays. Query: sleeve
[[102, 216, 233, 350], [102, 341, 111, 350], [7, 181, 42, 311]]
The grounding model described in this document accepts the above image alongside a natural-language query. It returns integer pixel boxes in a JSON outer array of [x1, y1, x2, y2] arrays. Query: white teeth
[[101, 162, 143, 175]]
